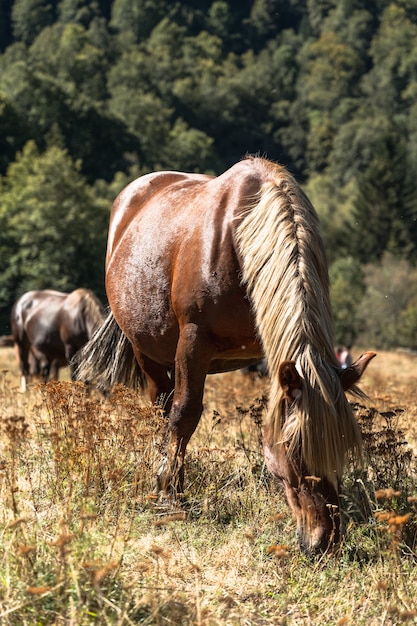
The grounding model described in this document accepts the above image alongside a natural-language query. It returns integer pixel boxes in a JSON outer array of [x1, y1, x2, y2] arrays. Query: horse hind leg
[[15, 342, 31, 392], [130, 351, 176, 493], [64, 343, 78, 381], [157, 324, 213, 500], [38, 357, 51, 383]]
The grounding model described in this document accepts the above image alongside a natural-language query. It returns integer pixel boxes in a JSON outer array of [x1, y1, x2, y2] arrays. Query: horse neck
[[236, 172, 337, 372], [236, 167, 361, 483], [69, 290, 104, 338], [83, 297, 104, 337]]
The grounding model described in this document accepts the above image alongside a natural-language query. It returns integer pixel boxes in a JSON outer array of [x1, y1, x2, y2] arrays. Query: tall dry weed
[[0, 354, 416, 624]]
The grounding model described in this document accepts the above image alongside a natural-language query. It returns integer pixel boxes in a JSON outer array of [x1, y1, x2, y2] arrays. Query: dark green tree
[[0, 141, 109, 330], [362, 3, 417, 117], [297, 30, 365, 174], [0, 93, 28, 174], [0, 0, 13, 51], [110, 0, 167, 42], [57, 0, 111, 25], [329, 256, 365, 346], [346, 130, 413, 263], [11, 0, 56, 45], [0, 27, 138, 182]]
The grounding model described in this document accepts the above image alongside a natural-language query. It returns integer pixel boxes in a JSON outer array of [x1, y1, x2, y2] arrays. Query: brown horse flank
[[75, 157, 375, 554], [11, 288, 105, 392]]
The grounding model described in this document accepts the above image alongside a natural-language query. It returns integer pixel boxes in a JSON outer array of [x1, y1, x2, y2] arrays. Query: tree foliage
[[0, 0, 417, 348], [330, 256, 365, 346], [0, 142, 108, 325], [356, 254, 417, 350]]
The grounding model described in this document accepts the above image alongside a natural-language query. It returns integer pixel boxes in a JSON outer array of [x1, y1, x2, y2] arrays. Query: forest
[[1, 0, 417, 349]]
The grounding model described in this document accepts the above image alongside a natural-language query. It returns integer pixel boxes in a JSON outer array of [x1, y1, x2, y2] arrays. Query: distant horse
[[74, 157, 375, 554], [241, 357, 269, 378], [11, 288, 105, 391]]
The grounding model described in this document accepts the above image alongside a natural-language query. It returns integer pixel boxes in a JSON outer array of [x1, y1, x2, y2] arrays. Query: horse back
[[107, 171, 213, 263], [107, 162, 269, 261], [107, 161, 269, 276]]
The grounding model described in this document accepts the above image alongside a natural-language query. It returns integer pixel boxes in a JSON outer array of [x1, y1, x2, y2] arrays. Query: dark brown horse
[[11, 288, 105, 391], [75, 157, 375, 554], [241, 357, 269, 377]]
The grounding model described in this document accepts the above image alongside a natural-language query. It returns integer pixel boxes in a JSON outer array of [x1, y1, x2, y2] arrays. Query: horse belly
[[31, 330, 65, 361], [26, 313, 65, 361]]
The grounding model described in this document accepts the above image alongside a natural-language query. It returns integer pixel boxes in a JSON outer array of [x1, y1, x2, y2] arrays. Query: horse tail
[[72, 310, 147, 394], [10, 298, 24, 343]]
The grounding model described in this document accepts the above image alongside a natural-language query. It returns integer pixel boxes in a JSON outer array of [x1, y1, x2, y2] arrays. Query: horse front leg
[[39, 359, 51, 383], [50, 361, 60, 381], [158, 323, 213, 500], [65, 344, 78, 380]]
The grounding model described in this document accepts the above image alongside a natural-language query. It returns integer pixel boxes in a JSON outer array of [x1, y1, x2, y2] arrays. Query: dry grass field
[[0, 345, 416, 625]]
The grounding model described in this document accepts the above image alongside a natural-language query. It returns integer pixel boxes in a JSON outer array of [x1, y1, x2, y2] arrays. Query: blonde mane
[[236, 159, 362, 484]]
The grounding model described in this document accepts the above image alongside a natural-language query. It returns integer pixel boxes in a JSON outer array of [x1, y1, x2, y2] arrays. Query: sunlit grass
[[0, 347, 416, 624]]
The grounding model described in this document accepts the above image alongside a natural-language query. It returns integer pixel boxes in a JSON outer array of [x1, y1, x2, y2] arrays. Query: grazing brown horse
[[75, 157, 375, 554], [11, 288, 105, 391]]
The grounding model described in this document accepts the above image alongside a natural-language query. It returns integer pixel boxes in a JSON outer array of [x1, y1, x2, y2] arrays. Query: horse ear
[[339, 351, 376, 390], [279, 360, 302, 401]]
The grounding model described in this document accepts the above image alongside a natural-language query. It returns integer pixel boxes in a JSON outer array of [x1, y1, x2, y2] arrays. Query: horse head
[[264, 351, 376, 555]]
